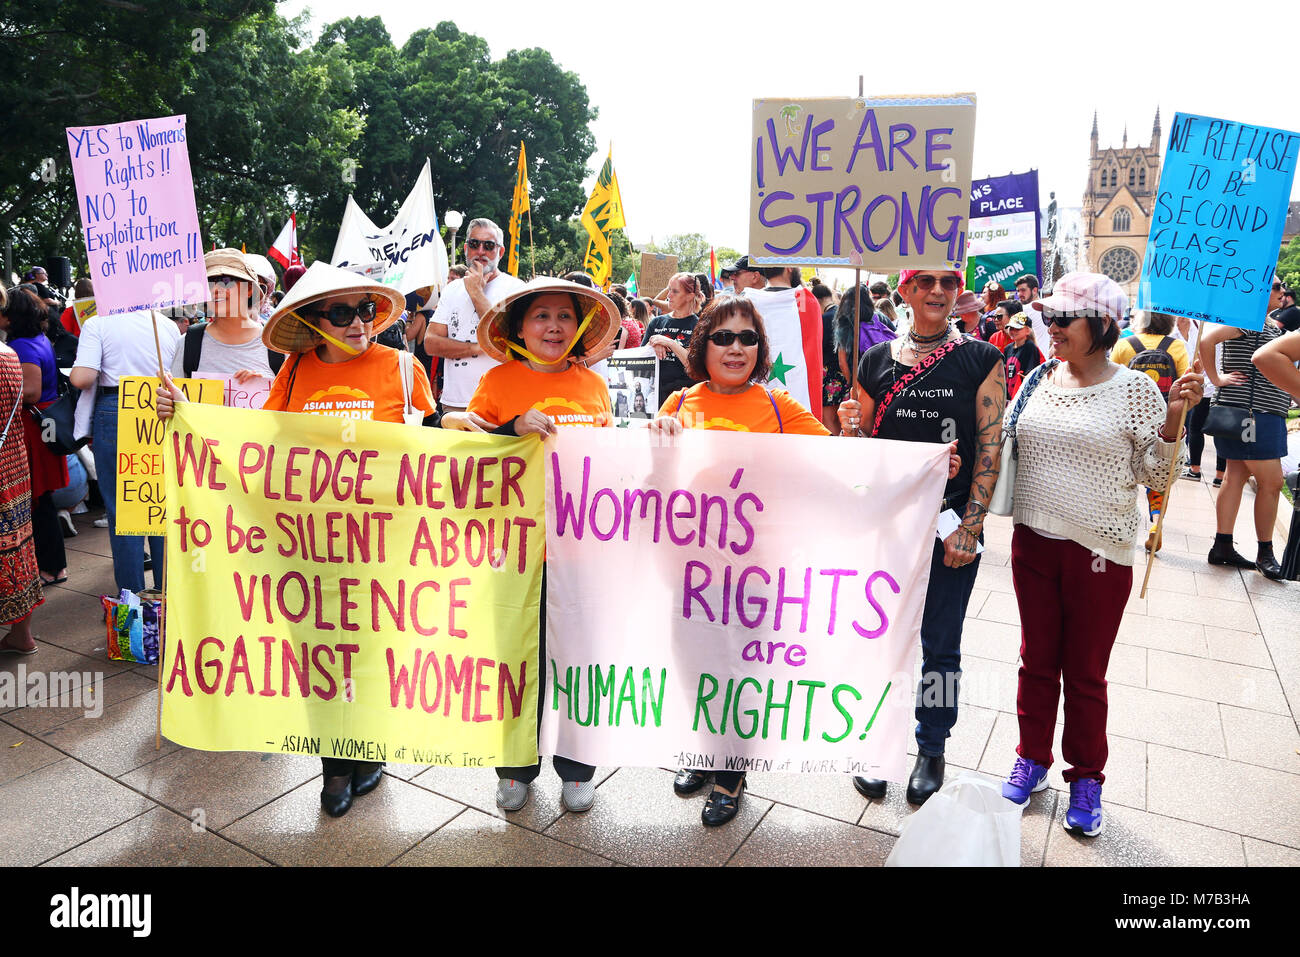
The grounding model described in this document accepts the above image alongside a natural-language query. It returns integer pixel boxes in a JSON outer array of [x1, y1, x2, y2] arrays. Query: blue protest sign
[[1139, 112, 1298, 330]]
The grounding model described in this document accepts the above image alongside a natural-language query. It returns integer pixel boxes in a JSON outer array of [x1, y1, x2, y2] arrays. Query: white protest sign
[[540, 428, 947, 780], [331, 159, 449, 296]]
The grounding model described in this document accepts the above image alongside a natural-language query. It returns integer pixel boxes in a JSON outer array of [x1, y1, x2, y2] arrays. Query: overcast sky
[[284, 0, 1299, 253]]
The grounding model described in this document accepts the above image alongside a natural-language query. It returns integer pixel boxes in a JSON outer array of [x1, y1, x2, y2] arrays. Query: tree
[[1277, 235, 1300, 295], [307, 19, 597, 261], [644, 233, 710, 273]]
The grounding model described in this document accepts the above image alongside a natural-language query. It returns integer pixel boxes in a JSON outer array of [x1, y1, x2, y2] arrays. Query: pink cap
[[1031, 271, 1128, 319], [898, 268, 965, 293]]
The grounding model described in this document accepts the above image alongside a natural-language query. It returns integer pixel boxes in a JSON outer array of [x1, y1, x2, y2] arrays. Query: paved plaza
[[2, 471, 1298, 868]]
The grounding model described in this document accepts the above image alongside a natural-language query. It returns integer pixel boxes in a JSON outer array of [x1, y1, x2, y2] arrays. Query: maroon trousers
[[1010, 525, 1131, 783]]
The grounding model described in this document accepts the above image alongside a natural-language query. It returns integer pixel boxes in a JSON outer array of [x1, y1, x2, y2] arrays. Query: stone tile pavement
[[2, 470, 1297, 867]]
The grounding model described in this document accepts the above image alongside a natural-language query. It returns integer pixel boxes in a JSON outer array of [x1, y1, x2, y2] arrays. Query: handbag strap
[[1006, 358, 1058, 453], [870, 337, 966, 436]]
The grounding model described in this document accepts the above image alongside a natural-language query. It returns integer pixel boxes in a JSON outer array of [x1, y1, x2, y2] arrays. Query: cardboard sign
[[1138, 112, 1299, 329], [540, 428, 948, 778], [749, 95, 976, 270], [161, 402, 546, 767], [65, 115, 207, 315], [115, 376, 222, 536], [639, 252, 678, 301]]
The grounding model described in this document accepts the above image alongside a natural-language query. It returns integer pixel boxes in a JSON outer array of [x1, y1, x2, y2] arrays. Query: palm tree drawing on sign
[[780, 104, 802, 137]]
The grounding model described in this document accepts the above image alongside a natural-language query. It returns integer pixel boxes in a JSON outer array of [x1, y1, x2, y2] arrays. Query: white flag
[[330, 159, 449, 295], [741, 286, 811, 411], [267, 213, 300, 269]]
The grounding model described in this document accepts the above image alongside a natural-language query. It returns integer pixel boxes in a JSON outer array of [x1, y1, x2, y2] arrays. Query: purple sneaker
[[1001, 756, 1049, 805], [1063, 778, 1104, 836]]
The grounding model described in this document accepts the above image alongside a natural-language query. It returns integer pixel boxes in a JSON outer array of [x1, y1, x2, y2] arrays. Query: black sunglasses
[[209, 275, 247, 288], [708, 329, 760, 347], [305, 299, 379, 327], [911, 274, 961, 292], [465, 238, 499, 252], [1041, 309, 1084, 328], [1272, 282, 1284, 291]]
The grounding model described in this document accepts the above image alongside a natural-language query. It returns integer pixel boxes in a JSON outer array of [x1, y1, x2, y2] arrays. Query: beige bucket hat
[[476, 276, 620, 364], [262, 261, 404, 355]]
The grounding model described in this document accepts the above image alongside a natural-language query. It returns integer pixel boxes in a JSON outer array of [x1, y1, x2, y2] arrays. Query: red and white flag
[[268, 214, 301, 269]]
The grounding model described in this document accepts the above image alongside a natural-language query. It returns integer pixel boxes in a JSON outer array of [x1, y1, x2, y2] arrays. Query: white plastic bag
[[885, 773, 1022, 867]]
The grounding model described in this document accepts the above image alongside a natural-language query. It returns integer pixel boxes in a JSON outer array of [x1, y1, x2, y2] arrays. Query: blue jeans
[[914, 536, 982, 756], [93, 398, 162, 593]]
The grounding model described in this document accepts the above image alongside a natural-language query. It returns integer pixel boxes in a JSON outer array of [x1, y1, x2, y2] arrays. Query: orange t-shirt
[[469, 361, 612, 429], [657, 383, 829, 435], [264, 344, 435, 423]]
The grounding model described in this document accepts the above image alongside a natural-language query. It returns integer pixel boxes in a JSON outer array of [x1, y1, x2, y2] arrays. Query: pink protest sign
[[212, 374, 274, 410], [540, 428, 948, 781], [66, 114, 206, 315]]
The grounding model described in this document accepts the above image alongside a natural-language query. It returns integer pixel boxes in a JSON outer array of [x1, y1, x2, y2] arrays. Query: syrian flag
[[268, 214, 301, 269]]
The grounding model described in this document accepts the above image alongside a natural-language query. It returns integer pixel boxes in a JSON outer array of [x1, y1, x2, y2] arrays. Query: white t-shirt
[[432, 272, 526, 406], [1024, 297, 1052, 357], [74, 310, 182, 386]]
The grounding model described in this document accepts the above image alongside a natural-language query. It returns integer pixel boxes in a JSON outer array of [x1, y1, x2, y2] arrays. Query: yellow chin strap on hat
[[289, 310, 361, 355], [494, 302, 600, 365]]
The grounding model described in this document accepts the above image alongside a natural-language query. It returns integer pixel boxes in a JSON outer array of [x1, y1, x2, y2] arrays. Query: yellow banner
[[581, 148, 626, 288], [115, 376, 222, 536], [507, 142, 530, 277], [161, 402, 545, 768]]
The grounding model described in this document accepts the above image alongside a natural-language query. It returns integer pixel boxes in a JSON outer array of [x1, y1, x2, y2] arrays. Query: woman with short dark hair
[[2, 287, 69, 586], [651, 294, 828, 825], [996, 272, 1203, 837]]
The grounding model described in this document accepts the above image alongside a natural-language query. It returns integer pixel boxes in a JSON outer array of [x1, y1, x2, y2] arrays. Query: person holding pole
[[69, 304, 181, 593], [995, 272, 1202, 837], [158, 261, 436, 818], [836, 268, 1004, 806], [1197, 278, 1291, 580]]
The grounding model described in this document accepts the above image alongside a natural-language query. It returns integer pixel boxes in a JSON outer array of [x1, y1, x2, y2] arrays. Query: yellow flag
[[581, 147, 626, 288], [507, 142, 530, 277]]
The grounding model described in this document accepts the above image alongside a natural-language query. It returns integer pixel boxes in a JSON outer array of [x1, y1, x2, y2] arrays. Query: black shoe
[[673, 768, 710, 795], [701, 783, 744, 826], [1207, 543, 1255, 568], [906, 754, 945, 806], [352, 762, 384, 796], [853, 776, 887, 799], [321, 775, 354, 817], [1257, 555, 1284, 581], [142, 554, 153, 571]]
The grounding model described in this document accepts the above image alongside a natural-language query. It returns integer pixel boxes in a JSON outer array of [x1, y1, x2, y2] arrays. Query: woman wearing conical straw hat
[[444, 276, 619, 814], [158, 261, 436, 817]]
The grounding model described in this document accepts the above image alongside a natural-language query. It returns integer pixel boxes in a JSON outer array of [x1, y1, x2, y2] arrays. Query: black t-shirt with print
[[858, 337, 1003, 501], [645, 312, 700, 408], [1002, 339, 1043, 394]]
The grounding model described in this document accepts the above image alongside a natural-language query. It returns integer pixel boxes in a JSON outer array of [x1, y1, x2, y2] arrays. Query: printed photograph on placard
[[604, 346, 657, 426]]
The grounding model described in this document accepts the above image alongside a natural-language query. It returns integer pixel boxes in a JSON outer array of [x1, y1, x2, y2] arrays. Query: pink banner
[[66, 114, 206, 315], [211, 374, 274, 410], [540, 428, 948, 781]]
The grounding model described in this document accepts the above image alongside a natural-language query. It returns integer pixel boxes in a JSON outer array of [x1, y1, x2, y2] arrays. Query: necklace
[[908, 323, 951, 345]]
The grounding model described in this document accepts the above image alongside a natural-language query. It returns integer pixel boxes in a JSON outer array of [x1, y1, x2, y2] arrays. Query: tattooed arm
[[942, 361, 1006, 568]]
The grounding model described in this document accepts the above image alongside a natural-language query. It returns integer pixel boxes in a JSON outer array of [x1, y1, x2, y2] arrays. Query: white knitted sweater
[[1011, 365, 1180, 566]]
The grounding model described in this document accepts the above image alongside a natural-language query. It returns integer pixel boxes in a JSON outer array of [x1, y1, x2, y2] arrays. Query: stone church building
[[1081, 110, 1162, 304]]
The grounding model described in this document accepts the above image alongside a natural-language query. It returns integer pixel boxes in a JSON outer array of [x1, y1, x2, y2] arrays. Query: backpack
[[1124, 335, 1177, 399], [183, 325, 284, 378]]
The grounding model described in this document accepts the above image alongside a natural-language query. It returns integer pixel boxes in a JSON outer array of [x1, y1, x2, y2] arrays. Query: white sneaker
[[93, 517, 109, 528], [57, 510, 77, 538], [496, 778, 529, 812], [561, 779, 596, 813]]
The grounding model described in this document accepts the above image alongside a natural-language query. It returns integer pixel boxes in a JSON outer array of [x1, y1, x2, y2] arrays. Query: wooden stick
[[1140, 319, 1205, 598], [149, 307, 168, 749], [849, 75, 865, 411]]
